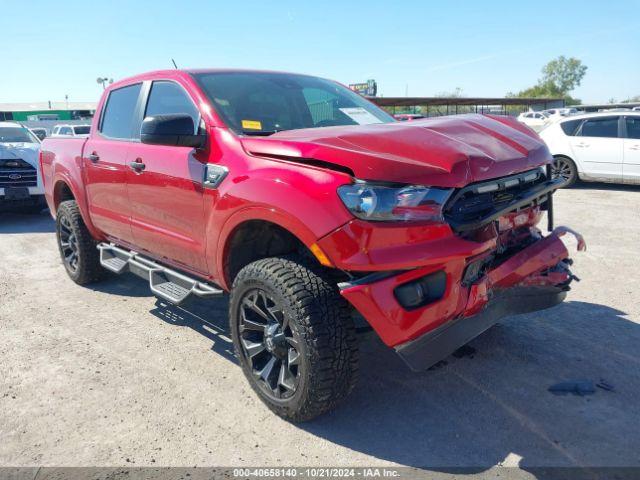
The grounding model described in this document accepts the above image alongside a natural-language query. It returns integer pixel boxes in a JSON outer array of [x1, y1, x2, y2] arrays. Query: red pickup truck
[[40, 69, 584, 421]]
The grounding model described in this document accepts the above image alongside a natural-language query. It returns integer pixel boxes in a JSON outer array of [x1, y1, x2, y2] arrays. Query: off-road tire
[[56, 200, 106, 285], [229, 256, 358, 422]]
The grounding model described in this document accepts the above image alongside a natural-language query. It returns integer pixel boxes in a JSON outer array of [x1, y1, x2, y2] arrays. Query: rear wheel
[[551, 156, 578, 187], [56, 200, 106, 285], [229, 256, 358, 422]]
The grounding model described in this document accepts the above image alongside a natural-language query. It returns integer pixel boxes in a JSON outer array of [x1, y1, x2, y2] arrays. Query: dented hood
[[240, 114, 552, 187]]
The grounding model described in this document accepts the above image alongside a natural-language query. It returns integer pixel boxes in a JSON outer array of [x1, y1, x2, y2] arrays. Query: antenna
[[171, 58, 178, 69]]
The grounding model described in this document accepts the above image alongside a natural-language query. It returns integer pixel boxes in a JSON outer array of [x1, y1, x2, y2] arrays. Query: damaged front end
[[332, 166, 585, 371]]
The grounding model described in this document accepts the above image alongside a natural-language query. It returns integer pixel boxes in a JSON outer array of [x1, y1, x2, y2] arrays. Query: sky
[[2, 0, 639, 104]]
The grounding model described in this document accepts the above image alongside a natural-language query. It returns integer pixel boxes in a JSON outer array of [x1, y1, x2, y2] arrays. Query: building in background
[[0, 102, 96, 122], [0, 102, 97, 134]]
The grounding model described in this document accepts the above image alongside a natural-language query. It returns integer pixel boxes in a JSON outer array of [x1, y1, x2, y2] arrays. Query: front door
[[623, 116, 640, 184], [125, 80, 209, 274], [569, 116, 623, 182], [83, 83, 143, 244]]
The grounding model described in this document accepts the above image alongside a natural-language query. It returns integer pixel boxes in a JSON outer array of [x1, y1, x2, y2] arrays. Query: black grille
[[444, 168, 552, 232], [0, 158, 38, 188]]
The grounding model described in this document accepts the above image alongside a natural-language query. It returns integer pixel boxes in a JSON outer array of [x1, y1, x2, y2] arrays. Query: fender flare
[[214, 206, 321, 290], [51, 171, 103, 240]]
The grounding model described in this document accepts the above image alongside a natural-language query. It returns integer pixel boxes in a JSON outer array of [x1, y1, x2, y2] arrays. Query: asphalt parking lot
[[1, 184, 639, 473]]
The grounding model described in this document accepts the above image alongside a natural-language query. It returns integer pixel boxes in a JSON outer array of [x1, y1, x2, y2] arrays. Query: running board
[[97, 243, 224, 305]]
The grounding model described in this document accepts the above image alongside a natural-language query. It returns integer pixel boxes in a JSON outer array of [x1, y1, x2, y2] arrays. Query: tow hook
[[552, 226, 587, 252]]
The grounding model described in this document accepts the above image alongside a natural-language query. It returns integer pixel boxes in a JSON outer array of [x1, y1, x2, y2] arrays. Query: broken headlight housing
[[337, 182, 453, 222]]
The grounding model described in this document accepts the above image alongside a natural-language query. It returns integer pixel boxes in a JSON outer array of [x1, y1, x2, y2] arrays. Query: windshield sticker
[[339, 107, 383, 125], [241, 120, 263, 130]]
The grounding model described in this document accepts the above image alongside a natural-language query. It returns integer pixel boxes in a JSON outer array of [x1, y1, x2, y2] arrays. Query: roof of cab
[[109, 68, 322, 89]]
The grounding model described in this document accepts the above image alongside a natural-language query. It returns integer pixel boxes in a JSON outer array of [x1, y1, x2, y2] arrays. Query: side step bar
[[97, 243, 224, 305]]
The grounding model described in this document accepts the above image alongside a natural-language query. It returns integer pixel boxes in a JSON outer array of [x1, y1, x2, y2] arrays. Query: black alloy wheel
[[58, 211, 80, 273], [238, 288, 301, 400]]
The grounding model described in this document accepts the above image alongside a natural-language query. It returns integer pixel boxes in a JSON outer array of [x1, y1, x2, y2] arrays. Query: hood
[[0, 142, 40, 168], [240, 114, 551, 187]]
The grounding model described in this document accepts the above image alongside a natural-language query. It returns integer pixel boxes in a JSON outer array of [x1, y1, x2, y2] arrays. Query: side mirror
[[34, 131, 46, 141], [140, 114, 206, 148]]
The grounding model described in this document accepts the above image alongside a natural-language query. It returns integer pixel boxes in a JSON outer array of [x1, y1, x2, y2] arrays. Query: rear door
[[623, 116, 640, 184], [125, 80, 209, 273], [569, 116, 623, 181], [83, 83, 143, 243]]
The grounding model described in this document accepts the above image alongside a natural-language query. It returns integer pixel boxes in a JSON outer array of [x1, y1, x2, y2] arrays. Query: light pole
[[96, 77, 114, 90]]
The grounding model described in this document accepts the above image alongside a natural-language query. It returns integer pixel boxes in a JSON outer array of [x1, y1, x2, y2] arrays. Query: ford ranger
[[40, 69, 584, 421]]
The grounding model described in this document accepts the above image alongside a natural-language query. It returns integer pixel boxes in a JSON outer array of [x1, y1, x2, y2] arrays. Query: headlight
[[337, 181, 453, 222]]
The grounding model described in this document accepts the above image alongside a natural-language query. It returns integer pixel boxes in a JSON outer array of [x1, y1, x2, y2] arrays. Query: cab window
[[100, 83, 143, 140], [144, 81, 200, 133]]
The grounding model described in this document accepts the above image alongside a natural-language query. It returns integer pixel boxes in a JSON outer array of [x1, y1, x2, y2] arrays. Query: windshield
[[193, 72, 394, 135], [0, 126, 39, 144], [73, 126, 91, 135]]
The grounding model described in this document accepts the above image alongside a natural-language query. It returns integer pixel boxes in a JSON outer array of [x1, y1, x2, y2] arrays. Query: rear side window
[[145, 81, 200, 132], [625, 117, 640, 139], [579, 116, 619, 138], [100, 83, 142, 139], [560, 119, 582, 136]]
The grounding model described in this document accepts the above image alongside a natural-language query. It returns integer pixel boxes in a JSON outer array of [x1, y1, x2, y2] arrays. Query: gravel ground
[[0, 183, 639, 474]]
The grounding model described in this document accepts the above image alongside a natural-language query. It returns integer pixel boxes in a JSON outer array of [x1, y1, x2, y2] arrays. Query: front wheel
[[229, 256, 358, 422], [551, 156, 578, 187], [56, 200, 106, 285]]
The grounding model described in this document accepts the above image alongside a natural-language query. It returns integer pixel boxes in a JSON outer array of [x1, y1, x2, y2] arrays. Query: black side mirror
[[140, 114, 206, 148], [34, 131, 46, 141]]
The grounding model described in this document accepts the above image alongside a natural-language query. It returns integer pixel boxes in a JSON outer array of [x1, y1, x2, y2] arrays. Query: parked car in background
[[539, 112, 640, 186], [30, 127, 48, 141], [542, 108, 578, 121], [394, 113, 425, 121], [517, 111, 549, 131], [632, 106, 640, 112], [51, 124, 91, 138], [0, 121, 45, 212]]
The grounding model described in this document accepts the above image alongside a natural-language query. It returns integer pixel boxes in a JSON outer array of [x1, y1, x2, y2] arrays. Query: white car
[[539, 112, 640, 186], [0, 121, 45, 212], [543, 108, 579, 120], [517, 111, 550, 131], [51, 124, 91, 138]]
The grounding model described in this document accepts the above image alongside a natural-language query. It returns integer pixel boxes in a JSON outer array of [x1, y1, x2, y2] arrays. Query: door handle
[[128, 158, 146, 172], [574, 142, 589, 148], [88, 153, 100, 162], [630, 145, 640, 151]]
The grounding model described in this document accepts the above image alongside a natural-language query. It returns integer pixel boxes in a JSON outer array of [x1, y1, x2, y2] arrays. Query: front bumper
[[0, 187, 45, 210], [337, 229, 580, 366], [395, 286, 566, 371]]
